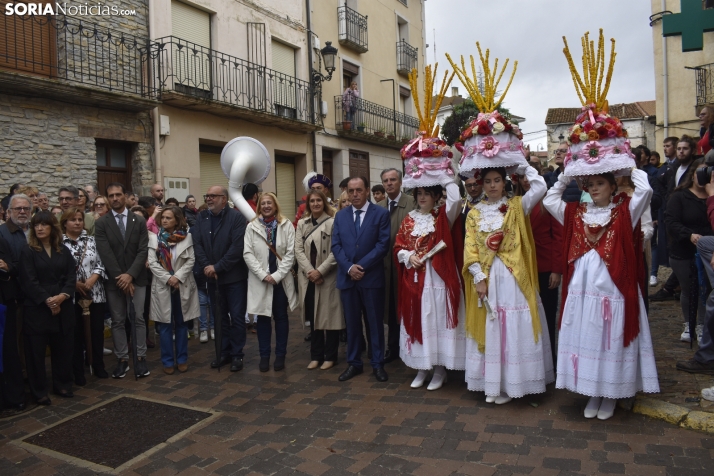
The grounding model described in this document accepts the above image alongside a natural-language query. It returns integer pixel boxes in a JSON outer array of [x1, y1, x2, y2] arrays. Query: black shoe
[[112, 360, 129, 379], [230, 357, 243, 372], [75, 375, 87, 387], [37, 397, 51, 406], [676, 358, 714, 374], [259, 356, 270, 372], [274, 356, 285, 371], [338, 365, 363, 381], [649, 288, 674, 302], [373, 367, 389, 382], [95, 368, 109, 379], [211, 356, 232, 368], [339, 329, 347, 343], [384, 349, 400, 364], [304, 332, 312, 342], [135, 358, 150, 378]]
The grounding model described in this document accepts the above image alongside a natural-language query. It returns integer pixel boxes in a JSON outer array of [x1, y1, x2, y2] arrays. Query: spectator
[[650, 151, 661, 168], [376, 168, 416, 364], [165, 197, 180, 207], [182, 195, 198, 228], [130, 204, 156, 350], [0, 201, 4, 224], [17, 186, 38, 214], [84, 184, 98, 205], [192, 186, 249, 372], [295, 190, 343, 370], [92, 196, 109, 220], [242, 184, 259, 213], [131, 206, 148, 220], [57, 186, 95, 236], [338, 178, 350, 194], [148, 206, 199, 374], [338, 191, 351, 210], [19, 211, 76, 404], [36, 192, 49, 212], [294, 173, 333, 227], [638, 146, 658, 177], [0, 194, 31, 255], [95, 182, 151, 379], [244, 193, 296, 372], [60, 207, 108, 382], [546, 142, 582, 202], [139, 196, 160, 234], [0, 184, 21, 215], [651, 136, 681, 292], [666, 158, 712, 344], [698, 104, 714, 156], [50, 205, 62, 215], [126, 193, 138, 209], [371, 184, 385, 204], [342, 82, 359, 123], [193, 202, 213, 343], [77, 188, 90, 213], [150, 184, 165, 206]]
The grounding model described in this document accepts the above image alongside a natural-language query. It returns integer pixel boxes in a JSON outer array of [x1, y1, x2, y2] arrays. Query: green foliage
[[440, 98, 512, 146]]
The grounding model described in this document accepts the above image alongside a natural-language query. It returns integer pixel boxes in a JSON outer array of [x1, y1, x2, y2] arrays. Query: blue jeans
[[197, 288, 213, 331], [208, 280, 248, 359], [256, 283, 289, 358], [157, 291, 188, 367]]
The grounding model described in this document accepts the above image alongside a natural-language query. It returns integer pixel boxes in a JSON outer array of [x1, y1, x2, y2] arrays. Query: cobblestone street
[[1, 290, 714, 476]]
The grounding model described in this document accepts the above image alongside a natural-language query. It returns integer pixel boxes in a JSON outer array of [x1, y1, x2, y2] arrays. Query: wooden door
[[348, 150, 369, 184], [96, 141, 132, 195]]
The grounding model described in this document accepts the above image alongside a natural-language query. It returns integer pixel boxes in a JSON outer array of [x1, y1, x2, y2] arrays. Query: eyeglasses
[[58, 196, 75, 202], [94, 203, 107, 208], [465, 183, 479, 189], [556, 149, 568, 154], [203, 194, 225, 201], [11, 207, 31, 212]]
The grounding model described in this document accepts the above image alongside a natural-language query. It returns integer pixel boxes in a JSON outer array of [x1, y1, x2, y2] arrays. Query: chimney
[[451, 86, 459, 97]]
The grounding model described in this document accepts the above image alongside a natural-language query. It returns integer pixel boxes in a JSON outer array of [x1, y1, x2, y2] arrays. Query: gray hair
[[9, 194, 31, 208], [380, 168, 403, 181], [59, 185, 79, 198], [37, 192, 48, 198], [85, 184, 97, 192]]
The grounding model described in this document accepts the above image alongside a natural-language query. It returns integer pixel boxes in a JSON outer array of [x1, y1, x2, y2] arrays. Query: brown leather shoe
[[676, 359, 714, 374], [177, 363, 188, 373], [163, 366, 175, 375]]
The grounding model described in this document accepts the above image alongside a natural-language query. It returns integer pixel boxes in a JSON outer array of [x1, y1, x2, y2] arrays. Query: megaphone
[[220, 137, 271, 220]]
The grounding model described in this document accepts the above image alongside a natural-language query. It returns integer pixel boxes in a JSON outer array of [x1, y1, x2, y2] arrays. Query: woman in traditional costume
[[447, 46, 554, 404], [544, 30, 659, 420], [393, 65, 465, 390]]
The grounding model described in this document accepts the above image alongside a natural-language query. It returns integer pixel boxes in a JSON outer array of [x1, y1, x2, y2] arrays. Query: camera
[[696, 166, 714, 185]]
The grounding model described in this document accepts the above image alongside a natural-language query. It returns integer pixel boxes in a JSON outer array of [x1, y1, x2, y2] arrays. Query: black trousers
[[73, 301, 107, 379], [386, 269, 399, 354], [306, 282, 339, 362], [24, 330, 73, 400], [538, 272, 559, 365], [0, 302, 25, 407]]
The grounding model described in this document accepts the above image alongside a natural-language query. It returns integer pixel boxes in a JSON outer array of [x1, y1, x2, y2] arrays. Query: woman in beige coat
[[244, 193, 297, 372], [295, 190, 344, 370], [148, 206, 200, 375]]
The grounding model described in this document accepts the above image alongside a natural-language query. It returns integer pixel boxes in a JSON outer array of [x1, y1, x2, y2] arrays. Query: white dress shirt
[[387, 192, 402, 211], [351, 201, 370, 226]]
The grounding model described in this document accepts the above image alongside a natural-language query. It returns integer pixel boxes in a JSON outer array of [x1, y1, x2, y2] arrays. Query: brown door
[[0, 1, 56, 77], [349, 150, 369, 183], [322, 149, 334, 199], [96, 141, 133, 195]]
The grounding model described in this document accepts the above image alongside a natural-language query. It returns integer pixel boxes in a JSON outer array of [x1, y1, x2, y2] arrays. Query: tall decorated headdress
[[400, 64, 457, 188], [561, 29, 635, 178], [446, 44, 526, 178]]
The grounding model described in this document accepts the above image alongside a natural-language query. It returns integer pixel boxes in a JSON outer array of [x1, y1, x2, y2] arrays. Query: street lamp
[[558, 132, 565, 142], [312, 41, 338, 84]]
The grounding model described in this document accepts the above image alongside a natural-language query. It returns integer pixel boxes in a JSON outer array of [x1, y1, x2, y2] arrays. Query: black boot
[[259, 356, 270, 372]]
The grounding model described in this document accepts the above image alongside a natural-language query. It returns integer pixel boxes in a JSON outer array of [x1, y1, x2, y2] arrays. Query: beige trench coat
[[147, 232, 200, 323], [244, 217, 298, 316], [295, 214, 344, 330]]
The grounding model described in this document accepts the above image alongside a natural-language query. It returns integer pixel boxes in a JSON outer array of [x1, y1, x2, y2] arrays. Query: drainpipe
[[149, 0, 161, 190], [306, 0, 318, 172], [661, 0, 669, 139]]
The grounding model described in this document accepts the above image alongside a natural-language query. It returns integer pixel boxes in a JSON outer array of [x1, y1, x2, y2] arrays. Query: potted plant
[[374, 127, 385, 138], [387, 133, 396, 140], [342, 120, 352, 131], [357, 122, 366, 132], [401, 136, 411, 144]]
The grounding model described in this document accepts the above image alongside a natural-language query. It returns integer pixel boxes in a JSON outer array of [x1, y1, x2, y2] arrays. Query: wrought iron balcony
[[397, 39, 418, 76], [334, 95, 419, 149], [0, 9, 158, 110], [153, 36, 317, 131], [338, 6, 368, 53], [694, 63, 714, 107]]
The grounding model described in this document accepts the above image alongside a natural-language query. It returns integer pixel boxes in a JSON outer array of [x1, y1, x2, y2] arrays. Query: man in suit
[[95, 182, 150, 379], [376, 168, 415, 363], [332, 177, 391, 382], [192, 185, 249, 372]]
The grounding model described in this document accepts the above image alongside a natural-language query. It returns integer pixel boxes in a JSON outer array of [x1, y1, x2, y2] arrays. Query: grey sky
[[424, 0, 655, 149]]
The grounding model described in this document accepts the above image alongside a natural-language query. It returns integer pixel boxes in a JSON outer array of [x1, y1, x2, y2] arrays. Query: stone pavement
[[1, 313, 714, 476]]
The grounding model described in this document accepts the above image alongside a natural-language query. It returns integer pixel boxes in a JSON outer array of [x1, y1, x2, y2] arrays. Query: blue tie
[[354, 209, 362, 234]]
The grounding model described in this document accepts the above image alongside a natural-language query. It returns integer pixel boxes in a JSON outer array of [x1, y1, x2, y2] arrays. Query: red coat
[[529, 202, 564, 275]]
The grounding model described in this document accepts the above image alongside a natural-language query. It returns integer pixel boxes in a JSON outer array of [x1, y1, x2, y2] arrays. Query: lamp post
[[380, 78, 396, 138], [312, 41, 338, 84], [307, 37, 337, 170], [558, 132, 565, 142]]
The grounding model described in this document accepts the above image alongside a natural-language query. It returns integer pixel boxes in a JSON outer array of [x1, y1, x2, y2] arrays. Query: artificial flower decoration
[[477, 136, 500, 158]]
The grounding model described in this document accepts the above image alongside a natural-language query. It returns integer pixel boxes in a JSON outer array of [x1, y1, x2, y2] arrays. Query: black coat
[[665, 189, 713, 260], [0, 235, 15, 305], [192, 205, 248, 285], [182, 206, 198, 228], [548, 168, 582, 203], [95, 210, 149, 289], [19, 244, 76, 335]]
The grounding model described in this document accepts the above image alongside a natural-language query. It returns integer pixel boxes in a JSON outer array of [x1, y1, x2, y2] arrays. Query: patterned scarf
[[259, 216, 278, 244], [156, 228, 187, 274]]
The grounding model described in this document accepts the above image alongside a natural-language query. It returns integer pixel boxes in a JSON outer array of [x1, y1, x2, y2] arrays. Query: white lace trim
[[468, 263, 487, 283], [408, 209, 436, 236], [398, 250, 415, 268], [474, 197, 507, 232], [582, 201, 615, 227]]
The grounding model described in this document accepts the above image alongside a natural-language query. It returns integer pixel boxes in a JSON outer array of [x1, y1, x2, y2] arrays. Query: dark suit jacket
[[0, 235, 16, 305], [19, 244, 76, 335], [191, 205, 248, 285], [95, 210, 149, 290], [376, 193, 416, 305], [331, 202, 390, 290]]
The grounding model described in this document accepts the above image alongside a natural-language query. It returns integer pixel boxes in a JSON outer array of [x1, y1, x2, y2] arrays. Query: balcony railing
[[694, 63, 714, 107], [0, 9, 157, 98], [154, 36, 315, 125], [334, 95, 419, 149], [397, 39, 418, 76], [338, 6, 368, 53]]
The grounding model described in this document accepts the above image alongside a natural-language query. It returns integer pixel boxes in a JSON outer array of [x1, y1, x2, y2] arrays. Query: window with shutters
[[171, 1, 212, 97], [0, 1, 56, 77], [199, 145, 226, 198], [275, 155, 297, 219], [271, 40, 297, 119]]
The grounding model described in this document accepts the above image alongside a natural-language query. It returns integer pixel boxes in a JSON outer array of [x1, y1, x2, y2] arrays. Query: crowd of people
[[1, 105, 713, 415]]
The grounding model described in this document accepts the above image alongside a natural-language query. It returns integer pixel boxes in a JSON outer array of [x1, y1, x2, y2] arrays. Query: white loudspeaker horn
[[220, 137, 271, 220]]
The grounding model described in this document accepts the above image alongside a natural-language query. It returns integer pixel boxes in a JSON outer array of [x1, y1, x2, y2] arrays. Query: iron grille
[[397, 39, 417, 76], [694, 63, 714, 107], [335, 95, 419, 144], [338, 6, 368, 53], [154, 36, 315, 124]]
